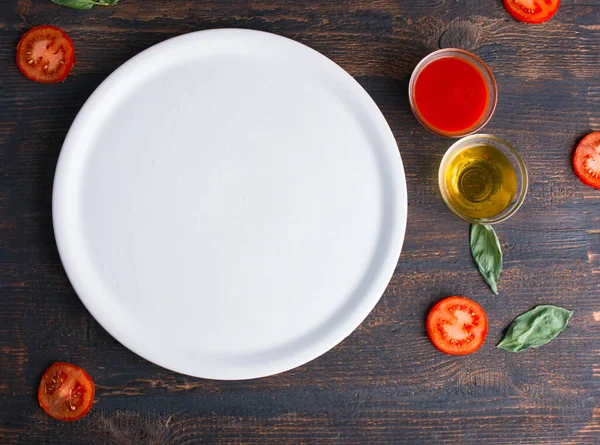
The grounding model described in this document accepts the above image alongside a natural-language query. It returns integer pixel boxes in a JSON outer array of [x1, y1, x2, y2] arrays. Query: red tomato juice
[[414, 56, 490, 134]]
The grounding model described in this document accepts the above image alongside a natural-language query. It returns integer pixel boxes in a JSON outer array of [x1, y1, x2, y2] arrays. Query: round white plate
[[53, 29, 407, 380]]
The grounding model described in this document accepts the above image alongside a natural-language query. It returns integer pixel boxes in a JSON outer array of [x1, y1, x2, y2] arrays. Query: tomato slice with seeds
[[503, 0, 560, 24], [16, 26, 75, 84], [573, 132, 600, 190], [38, 362, 94, 421], [426, 296, 488, 355]]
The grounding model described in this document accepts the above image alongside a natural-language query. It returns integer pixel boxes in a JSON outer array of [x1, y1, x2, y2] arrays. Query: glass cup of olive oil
[[439, 134, 528, 224]]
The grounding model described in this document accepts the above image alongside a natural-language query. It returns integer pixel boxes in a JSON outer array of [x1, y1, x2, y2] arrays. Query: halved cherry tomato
[[16, 26, 75, 84], [38, 362, 94, 421], [426, 296, 488, 355], [573, 132, 600, 190], [503, 0, 560, 24]]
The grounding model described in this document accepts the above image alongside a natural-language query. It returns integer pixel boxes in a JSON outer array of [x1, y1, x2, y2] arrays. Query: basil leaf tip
[[470, 224, 502, 294], [497, 305, 573, 353]]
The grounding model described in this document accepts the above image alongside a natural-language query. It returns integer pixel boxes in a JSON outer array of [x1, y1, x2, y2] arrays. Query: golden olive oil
[[443, 145, 517, 219]]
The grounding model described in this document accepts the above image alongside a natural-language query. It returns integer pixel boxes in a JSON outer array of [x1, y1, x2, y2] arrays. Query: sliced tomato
[[503, 0, 560, 24], [426, 296, 488, 355], [38, 362, 94, 421], [573, 132, 600, 190], [16, 26, 75, 83]]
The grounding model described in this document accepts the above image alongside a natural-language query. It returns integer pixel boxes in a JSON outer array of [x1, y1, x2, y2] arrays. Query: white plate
[[53, 29, 407, 380]]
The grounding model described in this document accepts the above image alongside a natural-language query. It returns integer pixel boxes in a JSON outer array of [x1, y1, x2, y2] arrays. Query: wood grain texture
[[1, 0, 599, 444]]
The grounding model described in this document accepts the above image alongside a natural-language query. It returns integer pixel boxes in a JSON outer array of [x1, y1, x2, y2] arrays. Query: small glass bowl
[[438, 134, 528, 224], [409, 48, 498, 138]]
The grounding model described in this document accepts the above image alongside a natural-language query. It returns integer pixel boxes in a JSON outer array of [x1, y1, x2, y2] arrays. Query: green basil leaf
[[497, 305, 573, 353], [470, 224, 502, 294], [51, 0, 119, 10], [51, 0, 94, 10]]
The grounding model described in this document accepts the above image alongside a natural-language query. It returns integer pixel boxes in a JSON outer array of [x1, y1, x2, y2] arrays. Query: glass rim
[[438, 134, 528, 225], [409, 48, 498, 138]]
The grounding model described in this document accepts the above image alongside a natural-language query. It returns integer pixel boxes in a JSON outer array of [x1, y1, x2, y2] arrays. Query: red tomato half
[[426, 296, 488, 355], [503, 0, 560, 24], [573, 132, 600, 190], [16, 26, 75, 83], [38, 362, 94, 421]]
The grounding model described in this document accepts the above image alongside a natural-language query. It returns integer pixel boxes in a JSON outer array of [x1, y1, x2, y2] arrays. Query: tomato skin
[[38, 362, 95, 421], [426, 296, 488, 355], [16, 26, 75, 84], [503, 0, 560, 24], [573, 132, 600, 190]]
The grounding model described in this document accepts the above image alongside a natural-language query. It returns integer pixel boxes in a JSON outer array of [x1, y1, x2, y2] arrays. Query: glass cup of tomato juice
[[409, 48, 498, 138]]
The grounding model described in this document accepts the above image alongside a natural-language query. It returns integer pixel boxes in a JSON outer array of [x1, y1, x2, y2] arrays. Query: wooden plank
[[1, 0, 598, 444]]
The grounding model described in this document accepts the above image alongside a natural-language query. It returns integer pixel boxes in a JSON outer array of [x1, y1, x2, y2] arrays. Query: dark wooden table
[[1, 1, 599, 444]]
